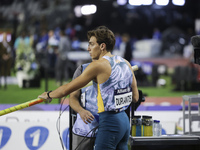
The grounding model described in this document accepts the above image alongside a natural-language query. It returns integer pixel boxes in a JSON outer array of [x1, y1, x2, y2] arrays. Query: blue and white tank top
[[72, 63, 99, 137], [94, 55, 133, 113]]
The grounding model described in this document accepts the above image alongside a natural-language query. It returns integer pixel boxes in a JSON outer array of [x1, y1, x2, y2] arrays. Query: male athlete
[[38, 26, 139, 150]]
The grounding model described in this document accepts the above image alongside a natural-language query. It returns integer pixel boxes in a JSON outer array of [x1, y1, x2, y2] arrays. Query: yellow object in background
[[142, 115, 153, 136], [131, 115, 142, 136]]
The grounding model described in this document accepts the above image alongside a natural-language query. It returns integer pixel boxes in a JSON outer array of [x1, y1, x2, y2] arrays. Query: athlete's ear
[[100, 43, 106, 50]]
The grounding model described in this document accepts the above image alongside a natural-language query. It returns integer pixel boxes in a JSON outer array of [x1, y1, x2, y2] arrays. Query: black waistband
[[100, 110, 125, 114]]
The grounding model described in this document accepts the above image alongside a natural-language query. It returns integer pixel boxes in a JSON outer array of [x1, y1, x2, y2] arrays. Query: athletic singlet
[[94, 55, 133, 113], [72, 63, 99, 137]]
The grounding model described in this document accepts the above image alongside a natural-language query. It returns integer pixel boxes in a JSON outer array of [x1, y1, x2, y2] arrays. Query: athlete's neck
[[101, 51, 113, 58]]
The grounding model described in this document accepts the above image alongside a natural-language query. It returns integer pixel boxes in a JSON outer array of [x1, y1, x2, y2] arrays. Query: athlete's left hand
[[79, 109, 95, 124]]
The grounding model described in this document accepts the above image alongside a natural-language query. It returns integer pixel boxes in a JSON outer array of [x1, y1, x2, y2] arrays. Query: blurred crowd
[[0, 22, 145, 87], [0, 0, 198, 89], [0, 23, 80, 87], [0, 20, 196, 88]]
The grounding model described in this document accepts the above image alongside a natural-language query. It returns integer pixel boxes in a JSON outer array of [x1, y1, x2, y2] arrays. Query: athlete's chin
[[90, 55, 98, 60], [91, 55, 95, 59]]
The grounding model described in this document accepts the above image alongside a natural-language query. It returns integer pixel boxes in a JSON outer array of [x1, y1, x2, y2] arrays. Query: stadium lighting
[[129, 0, 142, 6], [74, 5, 82, 17], [117, 0, 127, 6], [172, 0, 185, 6], [155, 0, 169, 6], [129, 0, 153, 6], [142, 0, 153, 5], [81, 5, 97, 15]]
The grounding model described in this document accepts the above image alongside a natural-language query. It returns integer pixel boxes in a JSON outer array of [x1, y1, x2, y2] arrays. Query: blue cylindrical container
[[131, 115, 142, 136]]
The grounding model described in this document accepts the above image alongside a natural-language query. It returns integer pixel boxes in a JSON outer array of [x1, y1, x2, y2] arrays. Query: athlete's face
[[88, 36, 101, 60]]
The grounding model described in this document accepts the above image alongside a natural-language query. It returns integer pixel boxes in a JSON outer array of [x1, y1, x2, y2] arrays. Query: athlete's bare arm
[[70, 90, 95, 124], [124, 59, 139, 103], [38, 61, 102, 100]]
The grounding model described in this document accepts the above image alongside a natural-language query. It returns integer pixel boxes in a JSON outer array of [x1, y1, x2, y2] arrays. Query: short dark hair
[[87, 26, 115, 52]]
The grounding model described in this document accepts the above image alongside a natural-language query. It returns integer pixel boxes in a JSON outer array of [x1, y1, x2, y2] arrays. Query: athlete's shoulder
[[87, 59, 109, 72], [120, 57, 132, 71]]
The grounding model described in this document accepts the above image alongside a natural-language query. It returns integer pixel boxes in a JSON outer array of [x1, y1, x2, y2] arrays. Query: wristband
[[47, 91, 52, 99]]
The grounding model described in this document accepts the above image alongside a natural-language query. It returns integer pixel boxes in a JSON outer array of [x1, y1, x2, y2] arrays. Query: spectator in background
[[114, 32, 122, 50], [54, 26, 61, 41], [47, 29, 59, 77], [65, 23, 76, 40], [55, 29, 71, 86], [14, 30, 39, 88], [14, 30, 30, 51], [0, 32, 13, 89], [120, 33, 133, 62], [35, 29, 49, 78], [36, 29, 48, 53], [71, 36, 81, 51], [152, 27, 162, 40]]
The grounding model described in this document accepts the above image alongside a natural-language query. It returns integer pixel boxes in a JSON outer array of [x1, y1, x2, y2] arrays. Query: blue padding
[[136, 105, 199, 111], [0, 104, 69, 111], [136, 105, 183, 111], [183, 105, 199, 111], [146, 105, 182, 111]]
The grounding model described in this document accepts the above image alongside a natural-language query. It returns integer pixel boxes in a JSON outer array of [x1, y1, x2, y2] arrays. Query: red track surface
[[143, 97, 183, 106]]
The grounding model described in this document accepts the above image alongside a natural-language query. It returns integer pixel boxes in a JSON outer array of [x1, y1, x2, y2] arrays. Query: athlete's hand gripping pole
[[0, 98, 45, 116]]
